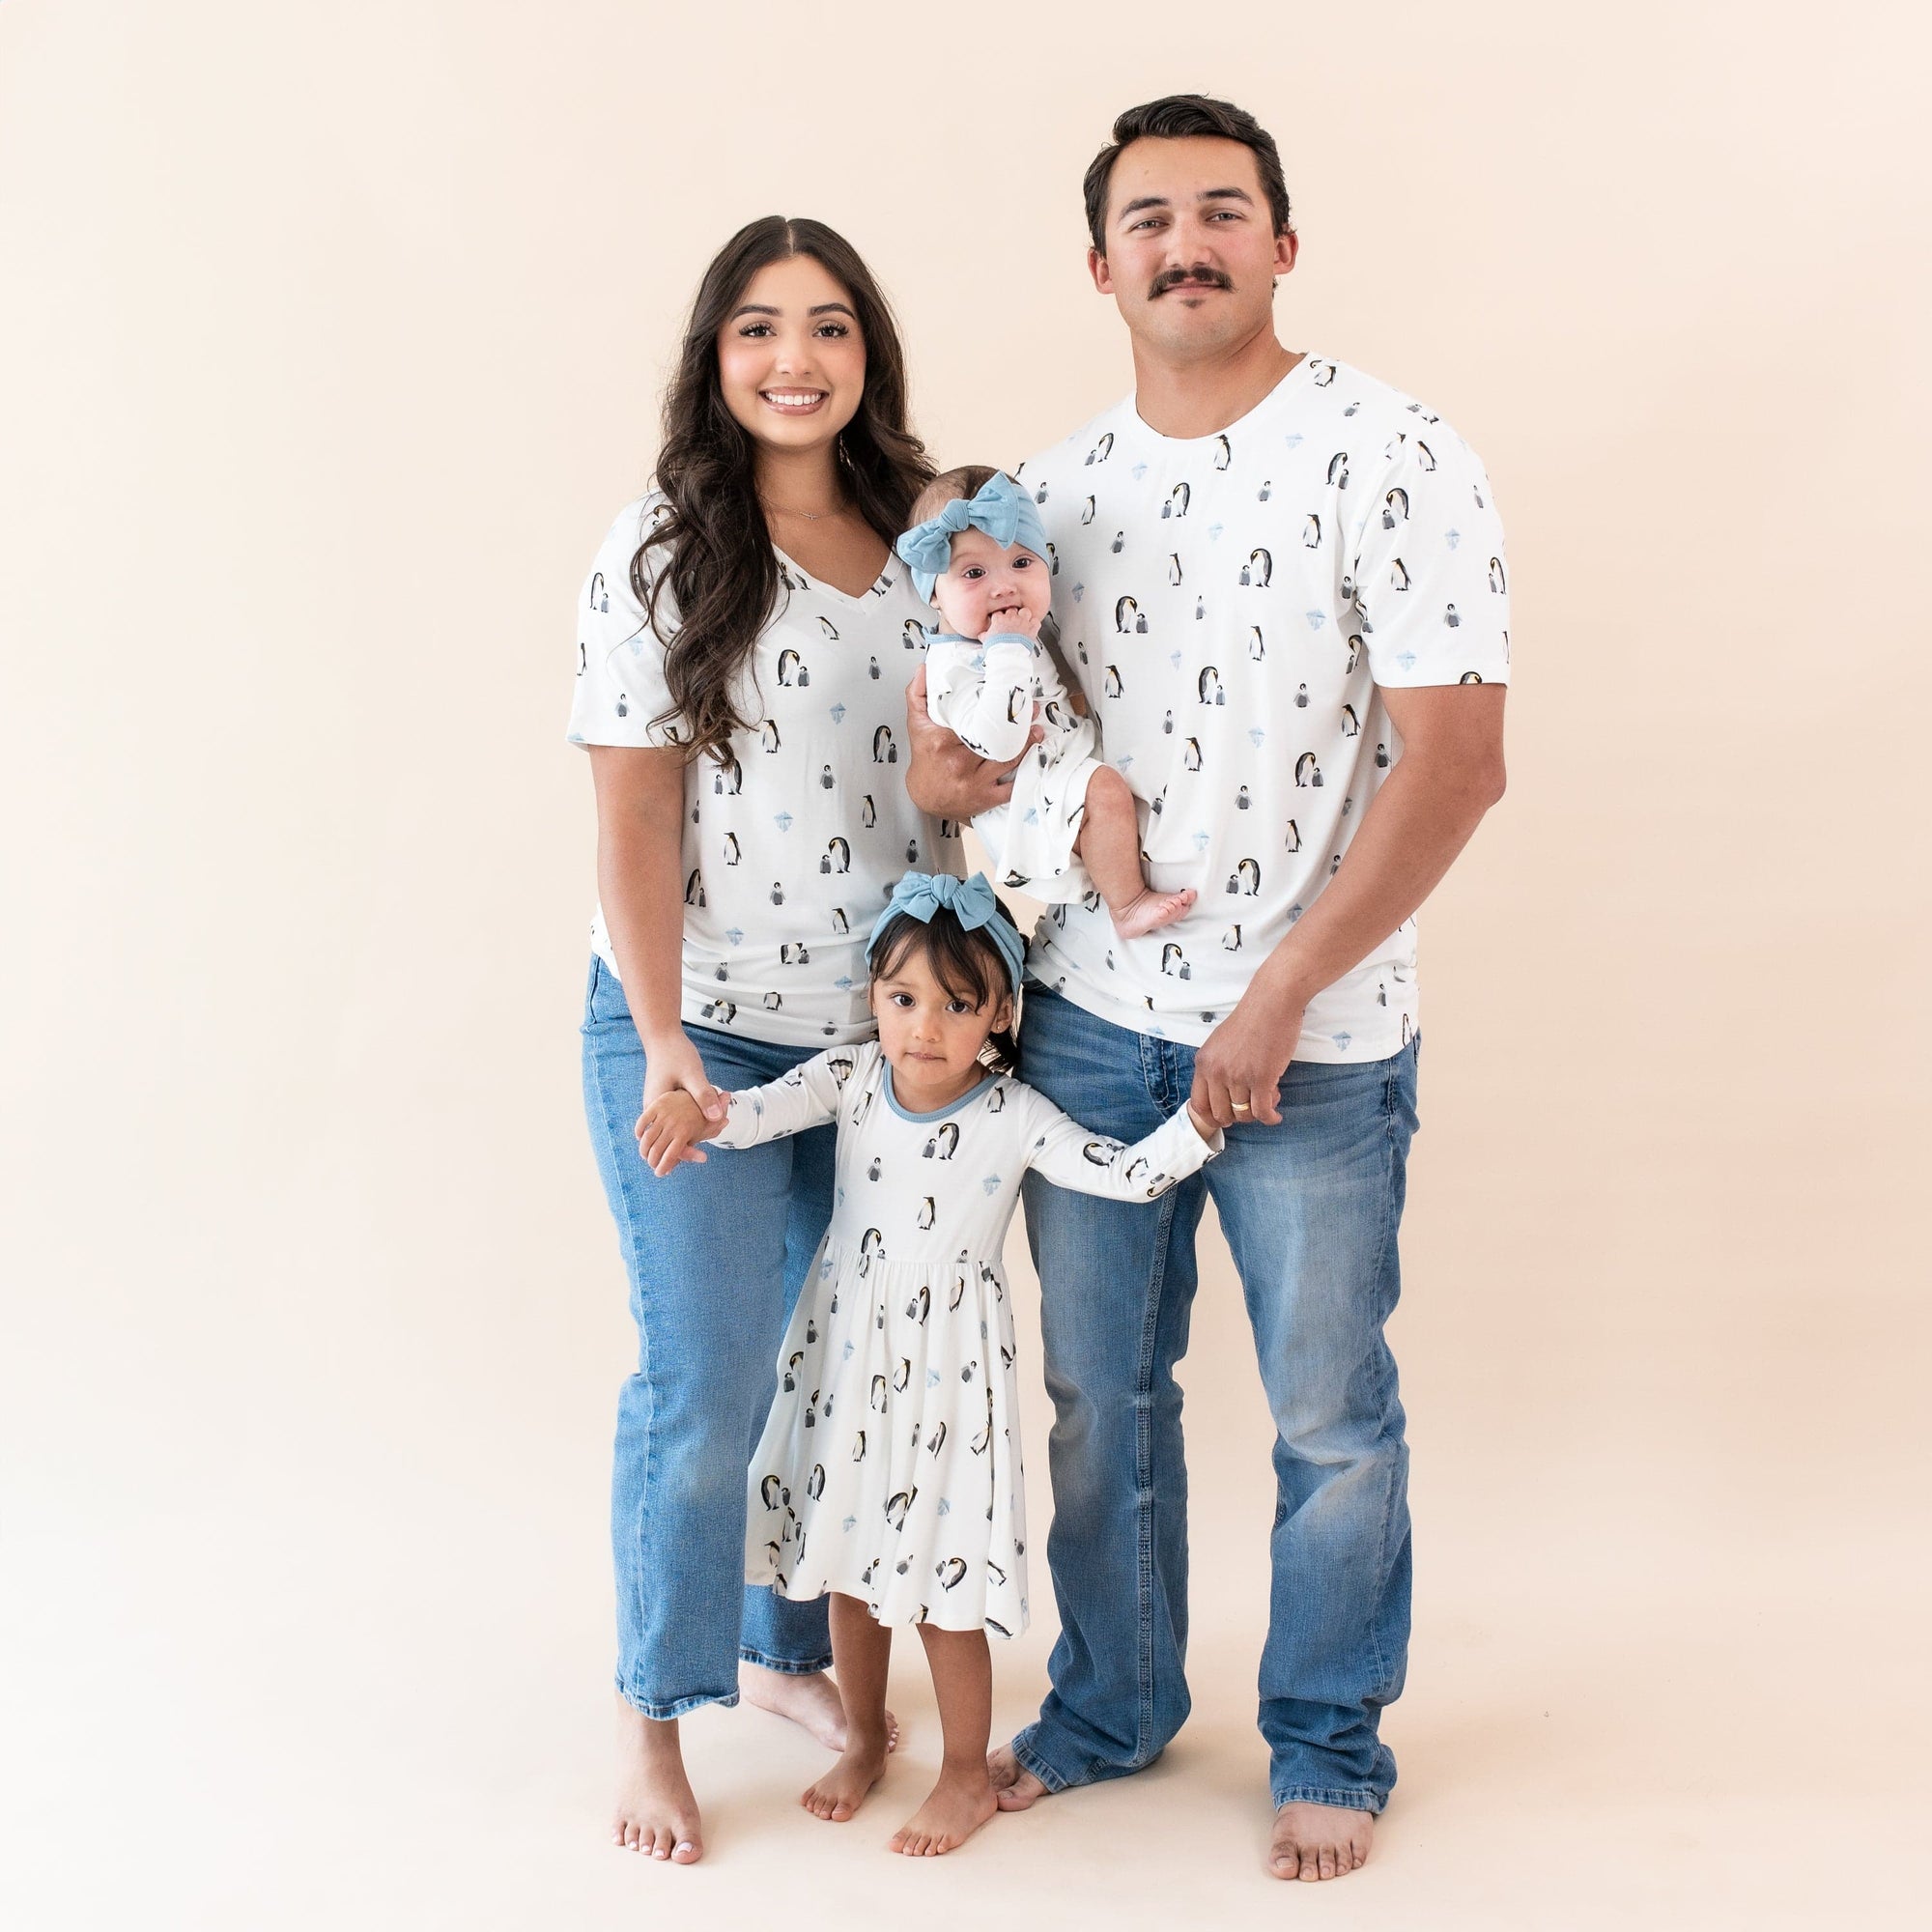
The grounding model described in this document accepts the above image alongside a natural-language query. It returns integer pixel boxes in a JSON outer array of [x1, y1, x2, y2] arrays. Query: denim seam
[[591, 1033, 668, 1709], [615, 1677, 742, 1721], [740, 1645, 835, 1675], [1270, 1783, 1384, 1815], [1011, 1733, 1073, 1794]]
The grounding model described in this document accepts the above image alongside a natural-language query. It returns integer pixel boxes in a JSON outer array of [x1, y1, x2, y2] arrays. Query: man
[[905, 95, 1510, 1880]]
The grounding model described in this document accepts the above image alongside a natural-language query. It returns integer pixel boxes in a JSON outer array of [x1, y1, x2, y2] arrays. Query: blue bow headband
[[866, 870, 1026, 994], [895, 471, 1049, 603]]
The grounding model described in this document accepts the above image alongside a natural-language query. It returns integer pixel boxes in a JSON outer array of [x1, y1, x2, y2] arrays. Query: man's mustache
[[1149, 267, 1233, 299]]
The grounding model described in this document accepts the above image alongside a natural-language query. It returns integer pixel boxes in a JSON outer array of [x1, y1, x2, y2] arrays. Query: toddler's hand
[[636, 1091, 711, 1177], [983, 603, 1041, 642]]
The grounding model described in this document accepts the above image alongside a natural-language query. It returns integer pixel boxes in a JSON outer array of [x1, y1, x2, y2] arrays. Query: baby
[[897, 469, 1194, 939]]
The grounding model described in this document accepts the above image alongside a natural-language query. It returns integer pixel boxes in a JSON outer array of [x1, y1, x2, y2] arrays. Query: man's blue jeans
[[1012, 985, 1421, 1812], [581, 957, 836, 1716]]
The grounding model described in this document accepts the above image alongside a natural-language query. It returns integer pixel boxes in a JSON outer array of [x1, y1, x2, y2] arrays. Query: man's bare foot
[[612, 1699, 702, 1862], [741, 1661, 899, 1753], [801, 1728, 891, 1823], [986, 1742, 1049, 1811], [1110, 885, 1197, 941], [888, 1768, 998, 1856], [1267, 1801, 1374, 1881]]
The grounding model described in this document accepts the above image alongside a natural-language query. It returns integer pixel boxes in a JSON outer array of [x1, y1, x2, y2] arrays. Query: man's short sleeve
[[1350, 425, 1512, 691], [566, 497, 682, 750]]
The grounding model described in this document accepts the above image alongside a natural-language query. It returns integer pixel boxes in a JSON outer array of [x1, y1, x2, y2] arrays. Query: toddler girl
[[896, 469, 1195, 938], [637, 871, 1218, 1855]]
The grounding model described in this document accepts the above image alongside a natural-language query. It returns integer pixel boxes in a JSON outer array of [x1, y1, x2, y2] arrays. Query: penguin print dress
[[723, 1041, 1219, 1634], [567, 495, 961, 1047], [923, 629, 1104, 901]]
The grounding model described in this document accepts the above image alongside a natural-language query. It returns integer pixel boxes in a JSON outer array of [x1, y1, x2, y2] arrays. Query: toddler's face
[[931, 526, 1051, 638], [870, 946, 1011, 1102]]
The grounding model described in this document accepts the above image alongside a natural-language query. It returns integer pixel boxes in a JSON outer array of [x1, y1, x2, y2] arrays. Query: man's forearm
[[1255, 747, 1504, 1009]]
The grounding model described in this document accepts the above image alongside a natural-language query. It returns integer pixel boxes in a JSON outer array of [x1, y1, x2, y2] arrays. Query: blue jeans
[[1012, 985, 1420, 1811], [580, 957, 837, 1717]]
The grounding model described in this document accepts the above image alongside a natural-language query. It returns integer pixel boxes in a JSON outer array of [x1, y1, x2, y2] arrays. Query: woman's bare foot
[[1267, 1801, 1374, 1881], [1109, 885, 1197, 940], [986, 1742, 1050, 1811], [741, 1662, 899, 1753], [611, 1699, 702, 1862], [888, 1767, 998, 1856], [801, 1727, 892, 1823]]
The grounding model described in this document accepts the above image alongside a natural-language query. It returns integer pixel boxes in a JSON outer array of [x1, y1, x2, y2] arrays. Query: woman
[[570, 216, 955, 1862]]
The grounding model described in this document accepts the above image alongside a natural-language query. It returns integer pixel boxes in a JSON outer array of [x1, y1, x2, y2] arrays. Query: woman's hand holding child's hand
[[635, 1090, 715, 1177]]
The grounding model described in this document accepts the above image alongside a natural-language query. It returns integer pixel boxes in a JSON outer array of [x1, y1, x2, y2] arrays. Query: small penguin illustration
[[1079, 493, 1095, 526], [1223, 923, 1242, 951], [1302, 514, 1321, 549], [1212, 433, 1232, 469], [807, 1463, 825, 1499], [1045, 539, 1059, 575], [1161, 707, 1175, 735], [1007, 686, 1028, 724], [1239, 548, 1273, 587], [1295, 682, 1309, 708], [1382, 487, 1410, 529], [905, 1283, 930, 1324], [817, 761, 834, 791], [1402, 1013, 1414, 1044], [776, 647, 802, 685], [588, 571, 608, 613], [916, 1197, 936, 1231], [1444, 603, 1461, 628], [708, 754, 743, 793], [683, 867, 705, 906], [816, 614, 838, 642], [867, 654, 880, 681], [872, 724, 896, 764], [923, 1122, 960, 1160], [852, 1431, 867, 1462], [1110, 529, 1124, 554], [1294, 753, 1323, 788], [1340, 704, 1360, 736], [1197, 667, 1224, 705], [1375, 742, 1390, 769], [831, 906, 849, 933], [1163, 481, 1191, 520], [1327, 452, 1350, 488], [1347, 633, 1363, 672], [1389, 558, 1411, 592], [780, 941, 810, 964], [1086, 431, 1113, 466], [1236, 783, 1251, 810], [760, 719, 781, 753], [1103, 664, 1123, 697], [1414, 440, 1436, 471], [1284, 819, 1301, 851], [902, 617, 926, 650], [782, 1350, 803, 1393], [1459, 670, 1485, 684], [949, 1270, 967, 1312], [867, 1155, 881, 1181], [1259, 478, 1272, 501], [869, 1373, 889, 1413], [614, 692, 628, 718], [770, 882, 784, 907], [936, 1557, 968, 1591], [860, 793, 876, 829], [1249, 625, 1265, 660], [1310, 359, 1336, 385], [905, 837, 919, 864], [819, 836, 851, 876], [760, 1473, 782, 1509], [1160, 942, 1190, 980], [1228, 856, 1262, 895], [721, 831, 741, 867], [1168, 553, 1183, 585], [1182, 737, 1203, 772], [986, 1086, 1006, 1113], [763, 989, 781, 1010], [700, 999, 736, 1025], [1490, 554, 1508, 594], [885, 1489, 915, 1530], [1114, 594, 1143, 634]]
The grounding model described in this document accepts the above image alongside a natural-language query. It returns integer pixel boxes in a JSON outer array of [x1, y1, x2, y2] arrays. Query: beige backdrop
[[5, 2, 1927, 1926]]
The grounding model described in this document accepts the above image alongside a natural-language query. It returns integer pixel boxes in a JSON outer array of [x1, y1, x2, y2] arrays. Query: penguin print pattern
[[732, 1043, 1218, 1634], [568, 496, 961, 1046], [1013, 355, 1510, 1059], [923, 628, 1106, 901]]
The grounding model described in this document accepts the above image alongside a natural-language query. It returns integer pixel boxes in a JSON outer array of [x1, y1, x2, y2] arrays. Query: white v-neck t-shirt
[[567, 495, 958, 1047], [1016, 355, 1511, 1060]]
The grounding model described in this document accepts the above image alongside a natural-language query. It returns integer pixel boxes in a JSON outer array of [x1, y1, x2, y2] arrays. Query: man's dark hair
[[1082, 95, 1293, 254]]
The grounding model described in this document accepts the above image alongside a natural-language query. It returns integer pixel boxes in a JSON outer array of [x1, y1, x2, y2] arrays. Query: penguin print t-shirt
[[567, 495, 959, 1047], [1017, 355, 1511, 1061]]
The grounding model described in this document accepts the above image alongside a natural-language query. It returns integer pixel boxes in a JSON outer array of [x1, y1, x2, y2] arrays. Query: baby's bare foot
[[1110, 886, 1197, 941], [986, 1743, 1050, 1812], [1267, 1801, 1374, 1881], [611, 1699, 702, 1863], [889, 1769, 998, 1855], [742, 1661, 899, 1753], [801, 1730, 892, 1823]]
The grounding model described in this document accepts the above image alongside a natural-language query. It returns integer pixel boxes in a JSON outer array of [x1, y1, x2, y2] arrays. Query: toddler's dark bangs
[[870, 909, 1006, 1011]]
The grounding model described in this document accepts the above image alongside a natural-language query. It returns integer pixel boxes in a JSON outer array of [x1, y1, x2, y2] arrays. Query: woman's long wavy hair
[[637, 217, 933, 765]]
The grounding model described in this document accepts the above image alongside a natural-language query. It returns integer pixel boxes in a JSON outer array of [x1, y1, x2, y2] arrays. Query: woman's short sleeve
[[566, 497, 683, 751]]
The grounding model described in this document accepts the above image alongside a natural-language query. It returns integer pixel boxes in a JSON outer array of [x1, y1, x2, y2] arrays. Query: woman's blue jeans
[[1011, 985, 1421, 1811], [580, 957, 836, 1716]]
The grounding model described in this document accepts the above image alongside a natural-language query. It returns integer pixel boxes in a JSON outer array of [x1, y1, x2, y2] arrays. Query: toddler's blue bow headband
[[866, 870, 1026, 994], [895, 472, 1049, 603]]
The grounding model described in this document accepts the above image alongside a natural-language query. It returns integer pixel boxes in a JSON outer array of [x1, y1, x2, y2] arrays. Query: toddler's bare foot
[[1110, 886, 1196, 940], [742, 1661, 899, 1753], [1267, 1801, 1374, 1881], [801, 1729, 892, 1823], [889, 1766, 998, 1856], [986, 1743, 1050, 1811], [611, 1698, 702, 1862]]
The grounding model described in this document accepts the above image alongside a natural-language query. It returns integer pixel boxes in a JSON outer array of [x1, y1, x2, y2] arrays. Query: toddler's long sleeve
[[1021, 1092, 1221, 1202], [923, 631, 1040, 762], [708, 1044, 869, 1149]]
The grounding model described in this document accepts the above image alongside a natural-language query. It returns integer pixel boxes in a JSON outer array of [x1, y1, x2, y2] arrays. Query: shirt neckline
[[882, 1064, 997, 1122], [1125, 352, 1318, 448], [773, 544, 901, 611]]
